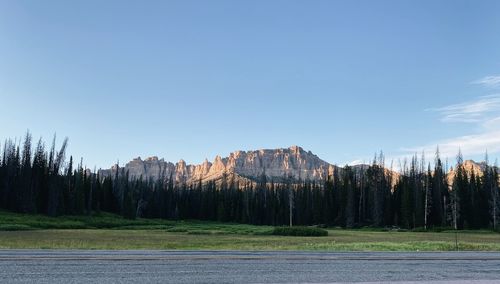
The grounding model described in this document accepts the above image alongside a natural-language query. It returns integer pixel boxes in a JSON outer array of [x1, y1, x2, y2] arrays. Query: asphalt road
[[1, 250, 500, 283]]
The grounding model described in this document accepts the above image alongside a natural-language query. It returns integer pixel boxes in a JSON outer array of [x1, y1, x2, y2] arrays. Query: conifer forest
[[1, 132, 499, 230]]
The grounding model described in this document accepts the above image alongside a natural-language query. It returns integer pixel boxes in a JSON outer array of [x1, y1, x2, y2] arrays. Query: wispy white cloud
[[428, 94, 500, 123], [396, 93, 500, 165], [346, 159, 367, 166], [356, 78, 500, 169], [401, 130, 500, 162], [472, 75, 500, 88], [483, 116, 500, 130]]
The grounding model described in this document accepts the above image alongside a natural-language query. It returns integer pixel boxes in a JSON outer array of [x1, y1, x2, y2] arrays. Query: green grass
[[0, 210, 499, 251], [0, 210, 272, 234]]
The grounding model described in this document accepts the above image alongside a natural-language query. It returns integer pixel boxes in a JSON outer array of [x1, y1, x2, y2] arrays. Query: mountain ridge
[[99, 145, 339, 184], [99, 146, 494, 186]]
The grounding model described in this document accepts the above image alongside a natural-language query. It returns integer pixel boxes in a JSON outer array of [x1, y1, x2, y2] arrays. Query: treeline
[[1, 133, 499, 230]]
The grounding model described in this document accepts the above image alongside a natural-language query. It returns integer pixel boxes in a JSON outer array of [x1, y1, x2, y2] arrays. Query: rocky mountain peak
[[99, 146, 338, 184], [289, 145, 304, 154], [98, 149, 498, 189], [146, 156, 158, 162]]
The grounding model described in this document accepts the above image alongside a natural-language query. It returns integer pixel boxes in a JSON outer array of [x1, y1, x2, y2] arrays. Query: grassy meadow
[[0, 210, 499, 251]]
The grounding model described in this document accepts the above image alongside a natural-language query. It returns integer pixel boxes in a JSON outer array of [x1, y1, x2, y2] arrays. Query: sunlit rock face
[[102, 147, 500, 187], [222, 146, 334, 181], [99, 146, 339, 184], [446, 160, 489, 186]]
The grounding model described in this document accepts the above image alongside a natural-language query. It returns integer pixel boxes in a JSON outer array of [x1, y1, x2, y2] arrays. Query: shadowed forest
[[1, 132, 499, 230]]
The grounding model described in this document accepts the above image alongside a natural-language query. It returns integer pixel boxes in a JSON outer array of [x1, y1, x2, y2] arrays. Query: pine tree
[[424, 164, 432, 230], [431, 148, 447, 227], [20, 132, 34, 213], [488, 159, 499, 230], [452, 150, 467, 229]]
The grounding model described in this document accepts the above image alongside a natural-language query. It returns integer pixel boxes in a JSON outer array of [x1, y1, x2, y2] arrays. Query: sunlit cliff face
[[100, 148, 496, 188], [100, 146, 339, 185]]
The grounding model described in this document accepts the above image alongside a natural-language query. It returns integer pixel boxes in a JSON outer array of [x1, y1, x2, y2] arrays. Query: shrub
[[0, 224, 33, 231], [166, 227, 188, 233], [187, 230, 212, 235], [272, 226, 328, 237]]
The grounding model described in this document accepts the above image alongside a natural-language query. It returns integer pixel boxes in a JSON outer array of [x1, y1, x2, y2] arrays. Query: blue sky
[[1, 0, 500, 169]]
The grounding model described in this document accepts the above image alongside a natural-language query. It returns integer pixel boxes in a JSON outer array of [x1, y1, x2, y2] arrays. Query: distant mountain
[[99, 147, 495, 186], [99, 146, 339, 184], [446, 160, 489, 186]]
